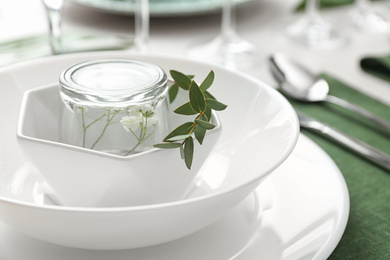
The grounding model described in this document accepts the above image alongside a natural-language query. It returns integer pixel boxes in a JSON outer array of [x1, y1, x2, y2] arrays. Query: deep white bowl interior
[[0, 52, 299, 250]]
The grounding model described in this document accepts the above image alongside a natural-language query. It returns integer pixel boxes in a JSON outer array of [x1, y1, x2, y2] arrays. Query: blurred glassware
[[282, 0, 347, 49], [0, 0, 149, 67], [187, 0, 261, 70], [42, 0, 64, 54], [350, 0, 390, 33], [134, 0, 149, 52]]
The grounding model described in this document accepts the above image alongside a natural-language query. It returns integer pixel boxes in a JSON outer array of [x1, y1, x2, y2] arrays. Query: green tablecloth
[[287, 74, 390, 259], [295, 0, 383, 11], [295, 0, 354, 11]]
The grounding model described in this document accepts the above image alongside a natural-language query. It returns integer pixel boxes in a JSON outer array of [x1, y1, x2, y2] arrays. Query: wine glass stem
[[305, 0, 320, 20], [356, 0, 371, 10], [134, 0, 149, 53], [221, 0, 236, 40], [44, 3, 63, 55]]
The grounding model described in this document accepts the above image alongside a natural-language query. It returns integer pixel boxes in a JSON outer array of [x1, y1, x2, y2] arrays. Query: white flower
[[120, 114, 142, 132], [127, 105, 153, 115], [146, 114, 158, 126], [125, 105, 158, 127]]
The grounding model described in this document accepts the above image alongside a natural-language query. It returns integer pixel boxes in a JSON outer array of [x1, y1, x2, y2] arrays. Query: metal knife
[[296, 110, 390, 171]]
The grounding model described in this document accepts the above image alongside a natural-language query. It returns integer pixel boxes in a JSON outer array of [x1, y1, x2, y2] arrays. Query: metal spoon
[[269, 53, 390, 132]]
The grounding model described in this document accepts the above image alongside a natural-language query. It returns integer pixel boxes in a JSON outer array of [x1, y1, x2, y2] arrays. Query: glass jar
[[59, 59, 169, 156]]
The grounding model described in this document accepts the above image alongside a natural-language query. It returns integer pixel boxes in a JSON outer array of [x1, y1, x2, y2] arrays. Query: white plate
[[0, 134, 349, 259], [69, 0, 255, 17]]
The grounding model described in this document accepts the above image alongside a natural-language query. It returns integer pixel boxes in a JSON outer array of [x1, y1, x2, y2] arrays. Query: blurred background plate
[[69, 0, 256, 17]]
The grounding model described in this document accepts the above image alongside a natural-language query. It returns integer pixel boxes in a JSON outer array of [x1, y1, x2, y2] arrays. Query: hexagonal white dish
[[0, 52, 299, 250], [17, 84, 222, 207]]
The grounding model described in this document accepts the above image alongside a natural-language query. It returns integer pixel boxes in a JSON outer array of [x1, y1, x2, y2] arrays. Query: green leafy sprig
[[154, 70, 227, 170]]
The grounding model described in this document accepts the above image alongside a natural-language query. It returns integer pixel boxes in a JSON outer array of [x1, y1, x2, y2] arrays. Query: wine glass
[[188, 0, 261, 70], [0, 0, 148, 67], [350, 0, 390, 33], [282, 0, 347, 49], [41, 0, 64, 54], [41, 0, 150, 55], [134, 0, 149, 53]]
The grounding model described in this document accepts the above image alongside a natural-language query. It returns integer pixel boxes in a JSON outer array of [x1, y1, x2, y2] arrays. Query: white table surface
[[1, 0, 390, 105]]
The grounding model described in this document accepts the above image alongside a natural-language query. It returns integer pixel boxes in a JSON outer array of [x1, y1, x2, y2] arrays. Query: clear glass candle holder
[[59, 59, 169, 156]]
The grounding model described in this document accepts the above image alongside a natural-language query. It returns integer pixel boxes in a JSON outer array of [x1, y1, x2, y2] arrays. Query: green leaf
[[170, 70, 191, 90], [195, 119, 216, 130], [154, 142, 181, 149], [204, 107, 212, 122], [200, 70, 215, 92], [180, 144, 185, 159], [174, 102, 198, 115], [204, 91, 216, 100], [206, 98, 227, 111], [194, 125, 207, 145], [169, 84, 179, 103], [163, 122, 194, 142], [199, 113, 208, 122], [189, 81, 206, 113], [167, 134, 190, 142], [184, 136, 194, 169]]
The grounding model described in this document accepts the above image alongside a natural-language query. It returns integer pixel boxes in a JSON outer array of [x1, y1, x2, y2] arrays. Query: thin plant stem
[[81, 109, 107, 148], [90, 109, 120, 149], [82, 108, 86, 147], [124, 114, 155, 155]]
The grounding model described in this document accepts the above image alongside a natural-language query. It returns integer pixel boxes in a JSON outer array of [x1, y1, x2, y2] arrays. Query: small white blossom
[[120, 114, 142, 132], [139, 105, 154, 114], [127, 105, 153, 115], [146, 114, 158, 126], [125, 105, 158, 127]]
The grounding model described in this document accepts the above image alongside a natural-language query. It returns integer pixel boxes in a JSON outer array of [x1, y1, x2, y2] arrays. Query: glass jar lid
[[59, 59, 168, 107]]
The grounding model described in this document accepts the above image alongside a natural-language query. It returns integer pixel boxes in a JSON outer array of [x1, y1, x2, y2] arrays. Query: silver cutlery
[[269, 53, 390, 132], [297, 110, 390, 171]]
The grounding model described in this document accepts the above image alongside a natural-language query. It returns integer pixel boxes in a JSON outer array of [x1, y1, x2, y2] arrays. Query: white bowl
[[17, 84, 221, 207], [0, 52, 299, 250]]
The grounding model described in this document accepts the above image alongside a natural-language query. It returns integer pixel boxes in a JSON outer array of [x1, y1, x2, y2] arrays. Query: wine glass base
[[187, 34, 263, 70], [0, 33, 134, 67], [282, 16, 347, 50], [350, 7, 390, 33]]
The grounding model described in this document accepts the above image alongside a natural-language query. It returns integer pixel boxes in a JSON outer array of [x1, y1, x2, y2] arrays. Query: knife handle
[[301, 115, 390, 171], [326, 95, 390, 133]]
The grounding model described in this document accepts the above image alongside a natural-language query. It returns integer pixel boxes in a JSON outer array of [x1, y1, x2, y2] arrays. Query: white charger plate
[[69, 0, 255, 17], [0, 134, 349, 259]]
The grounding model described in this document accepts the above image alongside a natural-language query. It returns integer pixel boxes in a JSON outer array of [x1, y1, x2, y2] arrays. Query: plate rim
[[0, 133, 350, 259]]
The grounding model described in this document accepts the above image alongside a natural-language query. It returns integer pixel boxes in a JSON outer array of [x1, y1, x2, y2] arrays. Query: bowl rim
[[2, 52, 300, 213]]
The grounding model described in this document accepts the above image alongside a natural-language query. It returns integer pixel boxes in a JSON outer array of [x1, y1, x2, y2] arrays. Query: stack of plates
[[0, 52, 349, 259]]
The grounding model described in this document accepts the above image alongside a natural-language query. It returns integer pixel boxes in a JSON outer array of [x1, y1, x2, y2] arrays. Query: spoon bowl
[[269, 53, 390, 132], [269, 53, 329, 102]]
